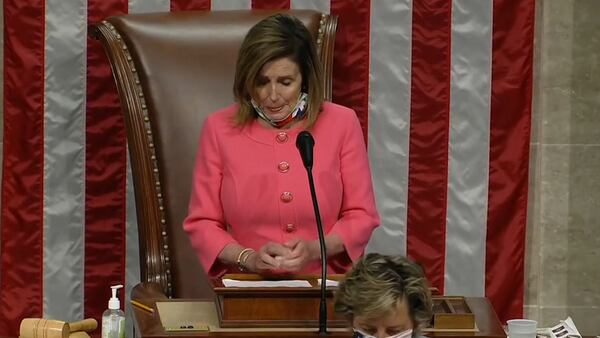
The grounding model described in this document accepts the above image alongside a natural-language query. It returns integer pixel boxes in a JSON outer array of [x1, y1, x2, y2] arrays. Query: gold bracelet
[[236, 248, 254, 271], [240, 249, 255, 271]]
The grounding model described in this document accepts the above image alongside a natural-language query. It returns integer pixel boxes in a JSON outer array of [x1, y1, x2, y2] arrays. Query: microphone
[[296, 131, 328, 335], [296, 131, 314, 169]]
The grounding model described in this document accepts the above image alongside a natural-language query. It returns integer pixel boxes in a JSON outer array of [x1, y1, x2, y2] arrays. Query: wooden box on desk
[[212, 274, 348, 328], [432, 296, 475, 330]]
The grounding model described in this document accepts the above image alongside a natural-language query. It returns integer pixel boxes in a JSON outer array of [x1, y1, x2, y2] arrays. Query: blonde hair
[[334, 253, 433, 333], [233, 14, 324, 128]]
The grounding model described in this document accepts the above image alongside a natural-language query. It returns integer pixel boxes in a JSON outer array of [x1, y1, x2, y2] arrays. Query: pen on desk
[[130, 299, 154, 314]]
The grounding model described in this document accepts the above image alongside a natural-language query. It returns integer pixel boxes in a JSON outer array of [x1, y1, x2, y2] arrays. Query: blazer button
[[285, 223, 296, 233], [278, 161, 290, 173], [276, 132, 289, 143], [280, 191, 293, 203]]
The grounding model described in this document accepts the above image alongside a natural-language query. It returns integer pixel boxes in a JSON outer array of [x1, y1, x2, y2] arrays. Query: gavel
[[20, 318, 98, 338]]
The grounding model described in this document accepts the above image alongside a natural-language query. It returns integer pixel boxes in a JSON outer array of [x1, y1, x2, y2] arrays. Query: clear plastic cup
[[507, 319, 537, 338]]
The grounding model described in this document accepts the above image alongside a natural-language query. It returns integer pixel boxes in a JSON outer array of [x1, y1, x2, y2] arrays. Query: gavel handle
[[68, 319, 98, 333]]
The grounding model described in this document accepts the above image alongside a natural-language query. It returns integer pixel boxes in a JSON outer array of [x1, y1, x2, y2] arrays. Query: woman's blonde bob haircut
[[233, 14, 324, 128], [334, 253, 434, 334]]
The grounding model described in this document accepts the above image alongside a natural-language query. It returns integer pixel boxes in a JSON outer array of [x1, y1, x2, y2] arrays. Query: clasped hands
[[245, 238, 321, 273]]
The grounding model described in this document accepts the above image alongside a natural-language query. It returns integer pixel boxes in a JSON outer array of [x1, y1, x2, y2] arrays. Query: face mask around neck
[[251, 92, 308, 128]]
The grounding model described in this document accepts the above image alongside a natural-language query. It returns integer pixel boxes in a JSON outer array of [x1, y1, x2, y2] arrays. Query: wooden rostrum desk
[[131, 282, 507, 338]]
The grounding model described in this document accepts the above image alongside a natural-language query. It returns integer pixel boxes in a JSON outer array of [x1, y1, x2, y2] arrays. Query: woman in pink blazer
[[183, 14, 380, 277]]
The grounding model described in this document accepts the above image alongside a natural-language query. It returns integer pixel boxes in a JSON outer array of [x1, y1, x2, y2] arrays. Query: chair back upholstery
[[91, 10, 337, 298]]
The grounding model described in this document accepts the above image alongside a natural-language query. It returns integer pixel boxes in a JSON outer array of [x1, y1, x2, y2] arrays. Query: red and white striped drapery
[[1, 0, 534, 334]]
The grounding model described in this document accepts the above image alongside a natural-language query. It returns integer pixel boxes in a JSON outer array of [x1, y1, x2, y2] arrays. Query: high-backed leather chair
[[91, 10, 337, 299]]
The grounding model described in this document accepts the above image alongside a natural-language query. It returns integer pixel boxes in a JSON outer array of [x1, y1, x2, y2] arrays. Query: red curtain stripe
[[330, 0, 371, 144], [170, 0, 210, 12], [0, 0, 46, 335], [84, 0, 128, 324], [251, 0, 289, 10], [406, 0, 452, 293], [486, 0, 535, 323]]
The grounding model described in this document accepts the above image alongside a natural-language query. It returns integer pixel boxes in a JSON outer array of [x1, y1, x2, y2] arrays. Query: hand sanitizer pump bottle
[[102, 284, 125, 338]]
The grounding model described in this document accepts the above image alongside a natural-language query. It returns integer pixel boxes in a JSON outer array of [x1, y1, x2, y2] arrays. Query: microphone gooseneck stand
[[296, 131, 328, 335]]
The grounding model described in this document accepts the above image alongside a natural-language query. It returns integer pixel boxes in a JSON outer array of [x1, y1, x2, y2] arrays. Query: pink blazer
[[183, 102, 380, 277]]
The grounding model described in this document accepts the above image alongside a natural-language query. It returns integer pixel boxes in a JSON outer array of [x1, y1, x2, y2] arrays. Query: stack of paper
[[221, 279, 312, 287], [221, 279, 340, 287]]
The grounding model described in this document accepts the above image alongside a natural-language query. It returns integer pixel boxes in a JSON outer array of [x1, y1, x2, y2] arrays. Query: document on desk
[[318, 279, 339, 287], [537, 317, 582, 338], [221, 279, 340, 287], [222, 279, 312, 287]]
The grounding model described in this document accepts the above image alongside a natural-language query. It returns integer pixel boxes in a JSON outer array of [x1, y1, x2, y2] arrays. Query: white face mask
[[353, 328, 413, 338], [251, 92, 308, 128]]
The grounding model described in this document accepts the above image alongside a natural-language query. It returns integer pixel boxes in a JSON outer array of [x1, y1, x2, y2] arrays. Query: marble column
[[526, 0, 600, 334]]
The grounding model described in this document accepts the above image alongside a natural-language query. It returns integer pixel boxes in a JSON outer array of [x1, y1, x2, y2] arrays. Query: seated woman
[[335, 253, 433, 338]]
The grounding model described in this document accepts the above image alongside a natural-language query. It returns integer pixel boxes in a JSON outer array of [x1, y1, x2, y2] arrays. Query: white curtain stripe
[[444, 0, 493, 296], [124, 150, 140, 337], [129, 0, 170, 13], [366, 0, 412, 256], [43, 0, 87, 321], [210, 0, 252, 10], [290, 0, 330, 13]]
